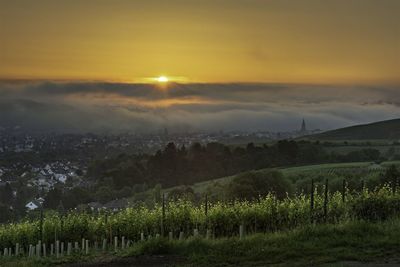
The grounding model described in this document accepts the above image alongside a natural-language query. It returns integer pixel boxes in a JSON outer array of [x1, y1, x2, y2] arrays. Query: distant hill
[[309, 119, 400, 140]]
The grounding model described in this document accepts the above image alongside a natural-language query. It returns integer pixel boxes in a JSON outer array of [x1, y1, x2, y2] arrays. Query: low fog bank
[[0, 81, 399, 133]]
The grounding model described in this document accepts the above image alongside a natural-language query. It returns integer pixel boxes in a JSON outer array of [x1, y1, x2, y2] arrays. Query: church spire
[[300, 119, 306, 133]]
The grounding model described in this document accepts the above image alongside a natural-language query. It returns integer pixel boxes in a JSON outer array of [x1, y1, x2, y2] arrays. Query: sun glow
[[157, 76, 169, 83], [139, 75, 189, 84]]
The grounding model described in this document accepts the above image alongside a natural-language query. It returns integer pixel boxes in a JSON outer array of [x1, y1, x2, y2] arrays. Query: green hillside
[[162, 161, 400, 196], [309, 118, 400, 140]]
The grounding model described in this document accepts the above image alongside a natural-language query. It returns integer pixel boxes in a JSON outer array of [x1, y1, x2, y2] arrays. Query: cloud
[[0, 81, 399, 133]]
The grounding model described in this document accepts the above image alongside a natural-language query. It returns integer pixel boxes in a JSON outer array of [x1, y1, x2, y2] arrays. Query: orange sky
[[0, 0, 399, 84]]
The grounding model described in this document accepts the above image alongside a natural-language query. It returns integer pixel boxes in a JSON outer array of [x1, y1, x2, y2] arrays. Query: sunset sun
[[157, 76, 169, 83]]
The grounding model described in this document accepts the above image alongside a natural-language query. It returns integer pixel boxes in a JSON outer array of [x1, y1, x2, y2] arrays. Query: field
[[1, 184, 400, 265]]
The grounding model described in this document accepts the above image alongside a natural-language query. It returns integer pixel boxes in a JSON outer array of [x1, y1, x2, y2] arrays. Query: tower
[[300, 119, 306, 133]]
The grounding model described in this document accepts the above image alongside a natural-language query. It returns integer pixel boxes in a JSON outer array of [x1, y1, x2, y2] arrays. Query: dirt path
[[62, 257, 400, 267], [62, 255, 187, 267], [322, 261, 400, 267]]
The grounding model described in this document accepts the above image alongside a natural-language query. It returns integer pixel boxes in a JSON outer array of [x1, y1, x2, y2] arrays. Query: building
[[300, 119, 306, 133], [25, 201, 40, 211]]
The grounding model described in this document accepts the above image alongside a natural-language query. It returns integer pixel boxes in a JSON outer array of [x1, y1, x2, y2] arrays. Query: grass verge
[[2, 219, 400, 267]]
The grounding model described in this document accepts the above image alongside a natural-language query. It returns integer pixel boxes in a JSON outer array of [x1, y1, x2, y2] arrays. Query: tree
[[381, 164, 399, 187], [62, 187, 93, 209], [168, 186, 195, 201], [0, 183, 14, 205], [94, 186, 114, 204], [153, 184, 162, 204], [0, 204, 13, 223], [44, 188, 63, 209], [227, 170, 292, 200]]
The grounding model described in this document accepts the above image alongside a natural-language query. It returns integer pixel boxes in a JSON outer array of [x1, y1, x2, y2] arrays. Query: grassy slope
[[132, 219, 400, 266], [307, 118, 400, 140], [3, 219, 400, 267], [161, 161, 400, 196]]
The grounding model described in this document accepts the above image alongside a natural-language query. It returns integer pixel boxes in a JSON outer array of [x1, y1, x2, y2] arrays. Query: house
[[25, 200, 40, 211], [87, 202, 104, 211], [103, 199, 129, 212], [55, 173, 67, 183]]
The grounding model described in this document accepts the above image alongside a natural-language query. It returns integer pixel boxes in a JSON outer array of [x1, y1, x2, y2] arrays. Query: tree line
[[87, 140, 383, 190]]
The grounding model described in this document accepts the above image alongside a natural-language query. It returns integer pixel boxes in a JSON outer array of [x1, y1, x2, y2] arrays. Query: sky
[[0, 1, 399, 133], [1, 0, 399, 84]]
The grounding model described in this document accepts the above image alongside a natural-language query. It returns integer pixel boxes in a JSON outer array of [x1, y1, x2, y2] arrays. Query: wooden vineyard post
[[169, 232, 173, 240], [61, 242, 64, 257], [205, 194, 208, 231], [109, 224, 113, 245], [43, 243, 47, 257], [239, 225, 244, 240], [342, 179, 346, 203], [161, 193, 165, 237], [310, 179, 314, 224], [39, 208, 44, 242], [85, 240, 89, 255], [56, 240, 60, 258], [60, 215, 64, 244], [81, 238, 85, 253], [114, 236, 118, 252], [361, 180, 365, 194], [323, 179, 329, 223], [67, 242, 72, 256], [102, 239, 107, 251], [179, 231, 184, 240], [121, 236, 125, 250], [206, 229, 211, 240]]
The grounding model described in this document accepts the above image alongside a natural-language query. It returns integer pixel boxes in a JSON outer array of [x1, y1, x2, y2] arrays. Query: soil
[[62, 255, 188, 267]]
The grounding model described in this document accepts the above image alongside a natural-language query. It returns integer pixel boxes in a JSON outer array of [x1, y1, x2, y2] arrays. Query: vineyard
[[1, 182, 400, 258]]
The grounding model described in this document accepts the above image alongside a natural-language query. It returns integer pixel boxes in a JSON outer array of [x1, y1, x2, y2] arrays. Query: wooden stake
[[310, 179, 314, 224], [239, 225, 244, 239], [85, 240, 89, 255], [323, 179, 329, 223], [67, 242, 72, 256], [169, 231, 173, 240], [56, 240, 59, 258], [102, 239, 107, 251], [43, 243, 47, 257]]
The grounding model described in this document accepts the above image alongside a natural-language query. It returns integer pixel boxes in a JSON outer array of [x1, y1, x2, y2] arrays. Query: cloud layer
[[0, 81, 399, 133]]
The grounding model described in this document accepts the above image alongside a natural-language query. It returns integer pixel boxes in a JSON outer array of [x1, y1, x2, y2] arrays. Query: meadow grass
[[118, 218, 400, 266]]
